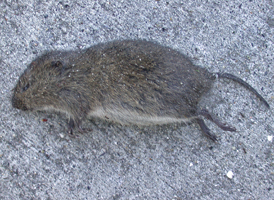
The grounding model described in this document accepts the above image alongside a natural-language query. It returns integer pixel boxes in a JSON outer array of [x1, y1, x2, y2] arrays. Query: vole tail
[[216, 73, 269, 108]]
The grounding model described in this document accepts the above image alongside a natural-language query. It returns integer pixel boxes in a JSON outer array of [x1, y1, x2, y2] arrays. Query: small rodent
[[12, 40, 270, 141]]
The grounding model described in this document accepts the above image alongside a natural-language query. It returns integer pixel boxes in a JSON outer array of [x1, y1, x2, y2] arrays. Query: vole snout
[[12, 93, 29, 111]]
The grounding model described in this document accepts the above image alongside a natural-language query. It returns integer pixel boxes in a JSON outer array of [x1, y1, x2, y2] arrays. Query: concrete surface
[[0, 0, 274, 199]]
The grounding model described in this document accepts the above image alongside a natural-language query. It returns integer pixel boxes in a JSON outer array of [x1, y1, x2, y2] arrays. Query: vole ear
[[46, 61, 63, 76]]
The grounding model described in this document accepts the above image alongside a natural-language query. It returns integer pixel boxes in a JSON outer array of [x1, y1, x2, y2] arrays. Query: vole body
[[12, 40, 269, 141]]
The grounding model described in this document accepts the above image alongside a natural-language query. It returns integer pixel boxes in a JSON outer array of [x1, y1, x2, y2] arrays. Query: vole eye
[[22, 83, 30, 92]]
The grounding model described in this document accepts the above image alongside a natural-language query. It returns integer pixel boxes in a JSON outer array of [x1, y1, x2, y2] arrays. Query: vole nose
[[12, 96, 28, 111]]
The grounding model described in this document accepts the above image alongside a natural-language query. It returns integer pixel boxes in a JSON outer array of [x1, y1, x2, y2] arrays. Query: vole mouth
[[21, 105, 28, 111]]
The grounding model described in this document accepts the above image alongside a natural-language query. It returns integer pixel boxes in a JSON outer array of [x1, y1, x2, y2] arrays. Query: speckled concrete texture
[[1, 0, 274, 199]]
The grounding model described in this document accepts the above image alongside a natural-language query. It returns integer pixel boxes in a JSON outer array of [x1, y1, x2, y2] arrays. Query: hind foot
[[196, 118, 218, 142], [198, 109, 236, 132]]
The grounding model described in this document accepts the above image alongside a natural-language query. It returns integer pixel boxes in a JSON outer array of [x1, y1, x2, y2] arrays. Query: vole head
[[12, 58, 64, 111]]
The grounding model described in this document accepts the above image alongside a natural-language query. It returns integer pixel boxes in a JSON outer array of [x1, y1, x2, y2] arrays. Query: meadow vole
[[12, 40, 269, 141]]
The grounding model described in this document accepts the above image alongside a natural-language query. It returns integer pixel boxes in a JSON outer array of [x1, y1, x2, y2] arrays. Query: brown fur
[[12, 40, 269, 141]]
